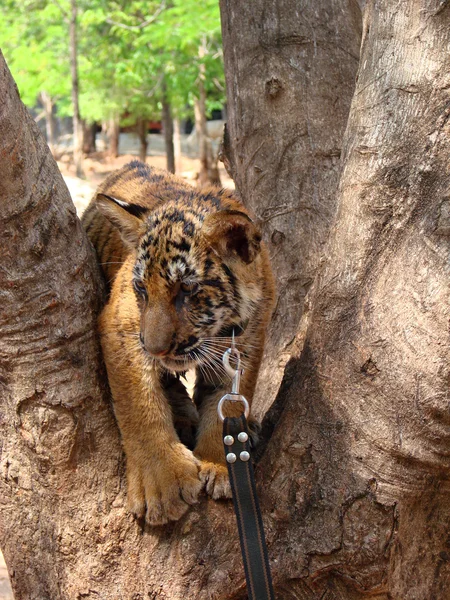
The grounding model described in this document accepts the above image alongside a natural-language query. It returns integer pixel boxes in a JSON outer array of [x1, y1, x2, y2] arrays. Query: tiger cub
[[82, 161, 275, 525]]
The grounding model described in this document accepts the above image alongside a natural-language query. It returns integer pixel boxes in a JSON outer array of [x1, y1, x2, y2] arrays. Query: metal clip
[[217, 332, 249, 422]]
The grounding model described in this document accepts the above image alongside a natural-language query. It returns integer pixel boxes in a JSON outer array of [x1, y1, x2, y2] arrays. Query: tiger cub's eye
[[180, 281, 199, 296], [133, 279, 148, 300]]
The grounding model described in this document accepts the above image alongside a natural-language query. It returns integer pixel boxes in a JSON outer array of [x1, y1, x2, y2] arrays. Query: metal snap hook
[[218, 334, 249, 422], [217, 393, 250, 422]]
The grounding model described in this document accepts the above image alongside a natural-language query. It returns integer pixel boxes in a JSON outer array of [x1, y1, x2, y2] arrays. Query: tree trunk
[[2, 0, 450, 597], [39, 91, 57, 153], [194, 100, 221, 187], [106, 116, 120, 158], [81, 119, 97, 155], [0, 51, 120, 599], [195, 38, 215, 187], [161, 82, 175, 174], [69, 0, 83, 177], [136, 117, 148, 163], [259, 0, 450, 597], [194, 96, 208, 185], [173, 117, 182, 174], [0, 50, 246, 600], [219, 0, 362, 416], [207, 139, 222, 186]]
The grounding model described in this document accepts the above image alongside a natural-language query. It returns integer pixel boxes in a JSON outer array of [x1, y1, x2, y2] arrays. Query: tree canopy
[[0, 0, 225, 126]]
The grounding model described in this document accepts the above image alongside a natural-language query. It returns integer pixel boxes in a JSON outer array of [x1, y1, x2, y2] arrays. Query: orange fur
[[82, 161, 274, 525]]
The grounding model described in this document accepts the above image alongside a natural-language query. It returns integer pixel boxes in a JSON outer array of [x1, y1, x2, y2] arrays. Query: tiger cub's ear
[[96, 193, 148, 247], [202, 209, 262, 264]]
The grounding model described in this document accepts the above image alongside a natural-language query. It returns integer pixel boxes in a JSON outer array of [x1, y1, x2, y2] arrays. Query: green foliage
[[0, 0, 71, 108], [0, 0, 225, 125]]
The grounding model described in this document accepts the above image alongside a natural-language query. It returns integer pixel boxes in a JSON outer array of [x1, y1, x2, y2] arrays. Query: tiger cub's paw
[[126, 443, 202, 526], [197, 460, 231, 500]]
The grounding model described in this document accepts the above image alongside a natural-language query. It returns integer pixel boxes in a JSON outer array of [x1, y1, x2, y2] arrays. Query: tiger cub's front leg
[[100, 304, 202, 526]]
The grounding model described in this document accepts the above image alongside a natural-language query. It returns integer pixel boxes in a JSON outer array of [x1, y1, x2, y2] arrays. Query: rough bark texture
[[0, 52, 252, 600], [259, 0, 450, 597], [1, 0, 450, 597], [220, 0, 362, 416], [0, 52, 119, 598]]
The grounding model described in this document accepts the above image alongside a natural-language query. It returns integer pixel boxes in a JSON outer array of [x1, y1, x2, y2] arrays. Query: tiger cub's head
[[97, 189, 266, 373]]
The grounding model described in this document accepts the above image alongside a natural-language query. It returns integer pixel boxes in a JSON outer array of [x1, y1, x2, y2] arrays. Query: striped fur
[[82, 161, 275, 525]]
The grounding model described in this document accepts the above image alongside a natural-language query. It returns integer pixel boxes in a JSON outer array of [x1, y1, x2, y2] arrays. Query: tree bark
[[173, 117, 182, 174], [2, 0, 450, 597], [81, 119, 97, 155], [69, 0, 83, 177], [259, 0, 450, 597], [106, 116, 120, 158], [161, 82, 175, 174], [195, 38, 220, 187], [194, 89, 208, 185], [136, 116, 148, 163], [0, 50, 246, 600], [0, 51, 120, 599], [39, 91, 57, 153], [220, 0, 362, 416], [208, 140, 222, 186]]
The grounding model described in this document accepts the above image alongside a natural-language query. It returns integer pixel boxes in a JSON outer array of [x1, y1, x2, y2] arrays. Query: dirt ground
[[0, 556, 11, 600], [0, 137, 231, 599]]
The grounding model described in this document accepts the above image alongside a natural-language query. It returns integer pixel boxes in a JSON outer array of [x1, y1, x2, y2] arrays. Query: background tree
[[1, 1, 450, 599], [0, 0, 71, 151], [0, 0, 226, 176], [69, 0, 83, 176], [115, 0, 226, 179]]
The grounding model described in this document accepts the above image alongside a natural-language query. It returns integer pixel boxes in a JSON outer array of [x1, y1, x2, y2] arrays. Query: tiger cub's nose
[[141, 333, 172, 357], [141, 302, 175, 357]]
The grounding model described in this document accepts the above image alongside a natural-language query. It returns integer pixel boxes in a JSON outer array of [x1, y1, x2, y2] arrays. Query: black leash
[[219, 342, 275, 600], [223, 414, 275, 600]]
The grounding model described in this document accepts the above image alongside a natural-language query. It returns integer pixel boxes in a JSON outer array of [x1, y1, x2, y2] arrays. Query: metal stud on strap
[[219, 335, 275, 600], [223, 414, 275, 600]]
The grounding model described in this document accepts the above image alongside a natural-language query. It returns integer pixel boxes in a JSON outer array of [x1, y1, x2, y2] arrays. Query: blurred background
[[0, 0, 232, 216]]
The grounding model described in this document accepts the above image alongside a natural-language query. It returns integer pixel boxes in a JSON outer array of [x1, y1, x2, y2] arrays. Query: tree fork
[[2, 0, 450, 597], [0, 50, 253, 600]]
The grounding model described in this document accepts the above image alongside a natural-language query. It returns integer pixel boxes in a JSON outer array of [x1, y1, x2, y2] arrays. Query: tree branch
[[50, 0, 69, 23], [106, 2, 166, 31]]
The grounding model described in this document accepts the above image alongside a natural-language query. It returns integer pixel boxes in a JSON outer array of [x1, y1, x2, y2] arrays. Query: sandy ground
[[0, 134, 230, 598], [0, 556, 11, 600]]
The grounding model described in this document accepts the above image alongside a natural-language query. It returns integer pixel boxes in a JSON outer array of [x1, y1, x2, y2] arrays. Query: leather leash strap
[[223, 414, 275, 600]]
